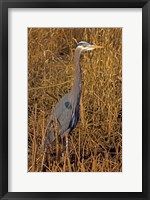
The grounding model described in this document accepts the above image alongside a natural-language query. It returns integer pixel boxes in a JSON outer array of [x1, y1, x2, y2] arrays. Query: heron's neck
[[71, 48, 82, 98]]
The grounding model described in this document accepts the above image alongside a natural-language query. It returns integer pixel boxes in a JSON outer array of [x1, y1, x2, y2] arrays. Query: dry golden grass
[[28, 28, 122, 172]]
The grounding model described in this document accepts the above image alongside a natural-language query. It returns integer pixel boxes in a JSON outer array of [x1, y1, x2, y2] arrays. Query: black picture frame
[[0, 0, 150, 199]]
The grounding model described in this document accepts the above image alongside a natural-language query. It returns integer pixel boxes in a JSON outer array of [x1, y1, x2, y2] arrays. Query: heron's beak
[[93, 45, 103, 49], [85, 44, 103, 51]]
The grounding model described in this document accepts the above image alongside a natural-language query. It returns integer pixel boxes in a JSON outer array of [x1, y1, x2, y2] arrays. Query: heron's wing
[[54, 94, 73, 136], [45, 93, 73, 148]]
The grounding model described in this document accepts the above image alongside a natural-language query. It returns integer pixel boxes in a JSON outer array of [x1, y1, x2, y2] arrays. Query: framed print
[[0, 0, 150, 199]]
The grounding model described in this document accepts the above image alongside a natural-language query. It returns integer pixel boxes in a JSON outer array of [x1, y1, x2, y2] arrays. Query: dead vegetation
[[28, 28, 122, 172]]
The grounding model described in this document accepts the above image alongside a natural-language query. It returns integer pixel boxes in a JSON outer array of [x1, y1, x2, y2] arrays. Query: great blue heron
[[45, 41, 102, 155]]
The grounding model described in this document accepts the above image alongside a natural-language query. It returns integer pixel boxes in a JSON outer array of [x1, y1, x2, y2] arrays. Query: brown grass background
[[28, 28, 122, 172]]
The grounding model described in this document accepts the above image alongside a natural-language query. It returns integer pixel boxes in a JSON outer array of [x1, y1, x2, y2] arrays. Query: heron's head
[[77, 41, 103, 52]]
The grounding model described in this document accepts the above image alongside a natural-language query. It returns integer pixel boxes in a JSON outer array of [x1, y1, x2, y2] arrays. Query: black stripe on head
[[77, 41, 91, 47]]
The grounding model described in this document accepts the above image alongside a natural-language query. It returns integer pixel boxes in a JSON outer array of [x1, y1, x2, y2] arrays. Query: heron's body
[[45, 41, 102, 148]]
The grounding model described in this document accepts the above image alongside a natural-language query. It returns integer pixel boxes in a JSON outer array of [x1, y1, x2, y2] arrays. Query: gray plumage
[[45, 41, 102, 147]]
